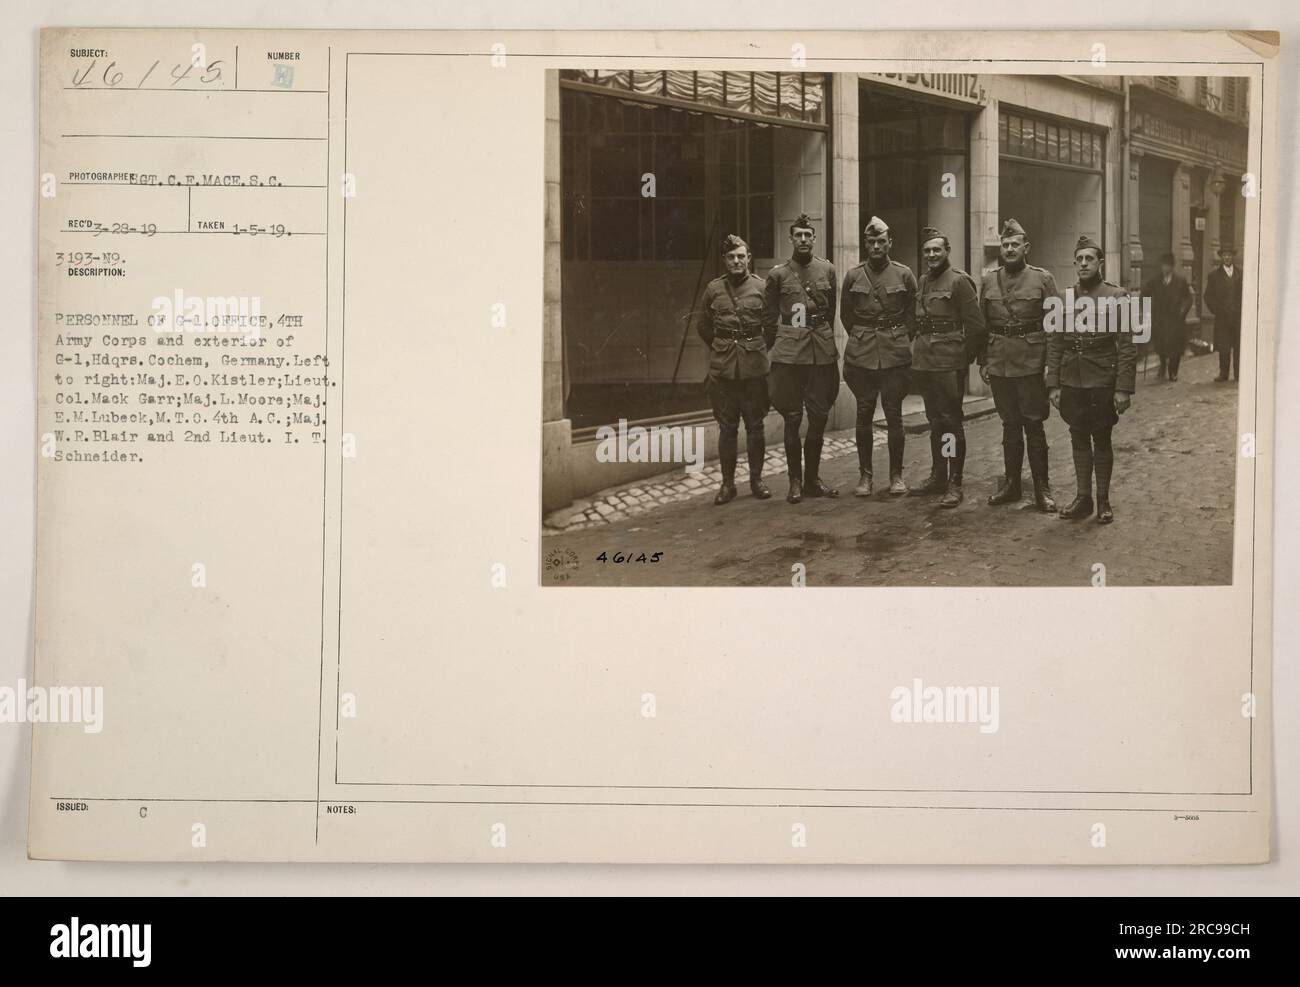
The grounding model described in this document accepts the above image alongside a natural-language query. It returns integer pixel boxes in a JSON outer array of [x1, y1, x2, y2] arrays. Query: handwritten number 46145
[[72, 58, 225, 89]]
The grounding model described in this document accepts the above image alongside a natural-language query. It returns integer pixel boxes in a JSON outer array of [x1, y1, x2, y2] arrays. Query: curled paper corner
[[1228, 30, 1279, 57]]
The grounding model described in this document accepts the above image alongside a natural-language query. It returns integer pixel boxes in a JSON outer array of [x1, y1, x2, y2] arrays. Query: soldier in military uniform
[[978, 218, 1059, 512], [839, 216, 916, 497], [909, 226, 984, 508], [1046, 235, 1137, 525], [695, 234, 776, 505], [765, 213, 840, 504]]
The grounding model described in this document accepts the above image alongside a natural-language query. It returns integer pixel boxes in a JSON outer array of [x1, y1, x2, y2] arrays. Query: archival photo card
[[29, 28, 1275, 864]]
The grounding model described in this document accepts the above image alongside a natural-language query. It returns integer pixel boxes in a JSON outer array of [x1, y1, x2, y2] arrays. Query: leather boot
[[853, 469, 873, 497], [1096, 499, 1114, 524], [908, 471, 947, 496], [1025, 437, 1056, 513], [987, 477, 1021, 506], [939, 478, 963, 509], [988, 428, 1023, 505], [805, 475, 839, 498], [1032, 476, 1056, 513], [803, 419, 832, 497], [888, 472, 907, 495], [786, 477, 803, 504], [911, 428, 948, 496], [714, 465, 737, 505], [746, 432, 769, 499], [1058, 494, 1094, 520]]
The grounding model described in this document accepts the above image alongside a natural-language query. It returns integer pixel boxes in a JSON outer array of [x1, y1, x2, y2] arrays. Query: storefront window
[[560, 82, 827, 430], [561, 69, 826, 125], [999, 108, 1106, 289], [718, 126, 776, 259], [1001, 111, 1103, 171]]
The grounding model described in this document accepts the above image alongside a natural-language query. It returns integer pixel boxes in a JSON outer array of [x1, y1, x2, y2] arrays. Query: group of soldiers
[[695, 213, 1136, 524]]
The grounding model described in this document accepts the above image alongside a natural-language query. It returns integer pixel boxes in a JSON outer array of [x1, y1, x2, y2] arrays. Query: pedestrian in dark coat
[[1141, 252, 1192, 382], [1203, 245, 1242, 382]]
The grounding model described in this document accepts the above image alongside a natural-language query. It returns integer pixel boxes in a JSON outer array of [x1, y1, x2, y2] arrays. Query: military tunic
[[764, 257, 839, 366], [911, 262, 982, 483], [840, 260, 916, 370], [1046, 277, 1137, 432], [979, 264, 1058, 377], [913, 265, 983, 372], [980, 263, 1057, 426], [765, 255, 840, 420], [695, 272, 773, 440], [696, 273, 775, 380], [1046, 278, 1137, 392], [840, 259, 915, 476]]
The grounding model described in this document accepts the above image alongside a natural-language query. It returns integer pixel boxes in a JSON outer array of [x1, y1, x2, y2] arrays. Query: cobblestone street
[[542, 353, 1239, 587]]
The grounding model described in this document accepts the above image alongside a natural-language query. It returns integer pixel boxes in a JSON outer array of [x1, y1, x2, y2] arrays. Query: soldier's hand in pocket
[[1048, 387, 1061, 409], [979, 365, 990, 384], [1114, 392, 1132, 415]]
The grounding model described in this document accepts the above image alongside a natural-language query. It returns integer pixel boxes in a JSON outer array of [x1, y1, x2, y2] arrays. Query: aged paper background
[[3, 2, 1297, 889]]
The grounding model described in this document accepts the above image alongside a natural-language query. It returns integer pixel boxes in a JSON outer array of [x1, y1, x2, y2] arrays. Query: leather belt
[[715, 328, 763, 341], [1063, 333, 1117, 352], [989, 321, 1040, 338], [916, 318, 958, 334], [779, 318, 828, 331], [856, 319, 907, 331]]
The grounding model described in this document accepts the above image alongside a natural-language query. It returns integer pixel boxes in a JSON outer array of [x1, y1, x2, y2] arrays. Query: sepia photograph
[[16, 20, 1281, 887], [540, 69, 1252, 586]]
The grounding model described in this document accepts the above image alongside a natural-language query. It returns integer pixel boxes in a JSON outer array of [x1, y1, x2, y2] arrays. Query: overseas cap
[[790, 212, 816, 233], [863, 215, 890, 237], [999, 218, 1027, 239], [721, 233, 749, 254], [920, 226, 947, 246], [1074, 234, 1102, 254]]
